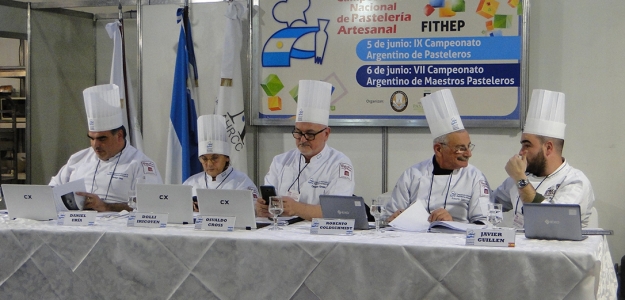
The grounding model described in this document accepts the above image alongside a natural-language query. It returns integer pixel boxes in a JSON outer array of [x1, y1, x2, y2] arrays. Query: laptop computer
[[523, 203, 587, 241], [196, 189, 257, 229], [136, 183, 194, 224], [319, 195, 370, 230], [1, 184, 58, 221]]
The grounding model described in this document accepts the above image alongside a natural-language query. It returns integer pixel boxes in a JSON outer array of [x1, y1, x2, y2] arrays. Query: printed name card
[[466, 227, 516, 247], [195, 216, 236, 231], [127, 212, 168, 228], [310, 218, 355, 235], [57, 211, 97, 226]]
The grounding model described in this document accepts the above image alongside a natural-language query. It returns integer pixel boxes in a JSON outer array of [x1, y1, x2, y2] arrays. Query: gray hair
[[432, 129, 466, 145], [433, 134, 448, 145]]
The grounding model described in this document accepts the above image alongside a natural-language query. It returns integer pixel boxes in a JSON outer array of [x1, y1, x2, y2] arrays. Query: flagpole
[[118, 2, 134, 141]]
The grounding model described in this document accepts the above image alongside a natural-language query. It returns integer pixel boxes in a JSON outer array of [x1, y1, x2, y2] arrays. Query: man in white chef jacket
[[255, 80, 355, 221], [386, 89, 491, 224], [49, 84, 162, 212], [493, 89, 595, 227]]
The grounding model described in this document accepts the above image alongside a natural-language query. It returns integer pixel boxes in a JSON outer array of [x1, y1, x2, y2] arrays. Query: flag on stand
[[215, 0, 248, 173], [165, 8, 202, 184], [182, 5, 198, 88], [106, 20, 143, 151]]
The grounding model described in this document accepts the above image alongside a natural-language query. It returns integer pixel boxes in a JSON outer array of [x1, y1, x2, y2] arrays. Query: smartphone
[[260, 185, 277, 201]]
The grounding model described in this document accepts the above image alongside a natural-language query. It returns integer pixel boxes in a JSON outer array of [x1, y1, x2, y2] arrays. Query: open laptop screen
[[319, 195, 369, 230], [2, 184, 58, 221], [196, 189, 256, 229], [523, 203, 587, 241]]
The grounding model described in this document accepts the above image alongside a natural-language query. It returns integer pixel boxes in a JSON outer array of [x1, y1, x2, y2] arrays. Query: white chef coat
[[183, 166, 259, 198], [388, 157, 491, 223], [493, 160, 595, 227], [49, 144, 162, 204], [264, 144, 355, 205]]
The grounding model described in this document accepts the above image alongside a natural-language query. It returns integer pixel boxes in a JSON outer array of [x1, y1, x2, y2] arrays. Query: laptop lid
[[1, 184, 58, 221], [523, 203, 587, 241], [319, 195, 369, 230], [196, 189, 256, 229], [136, 183, 194, 224]]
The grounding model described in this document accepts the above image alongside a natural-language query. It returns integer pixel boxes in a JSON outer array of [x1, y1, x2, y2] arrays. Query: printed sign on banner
[[254, 0, 527, 126]]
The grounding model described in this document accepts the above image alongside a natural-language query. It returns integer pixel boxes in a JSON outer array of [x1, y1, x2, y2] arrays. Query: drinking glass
[[127, 176, 145, 211], [268, 196, 284, 230], [370, 199, 386, 233], [488, 203, 503, 227]]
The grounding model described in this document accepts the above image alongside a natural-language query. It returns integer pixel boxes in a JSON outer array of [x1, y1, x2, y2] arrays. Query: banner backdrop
[[253, 0, 527, 127]]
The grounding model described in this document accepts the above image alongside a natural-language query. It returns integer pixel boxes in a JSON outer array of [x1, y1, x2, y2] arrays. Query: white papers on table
[[388, 200, 488, 232], [428, 221, 487, 233], [51, 179, 86, 211], [389, 201, 431, 232]]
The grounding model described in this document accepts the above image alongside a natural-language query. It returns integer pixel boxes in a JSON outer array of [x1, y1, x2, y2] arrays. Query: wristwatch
[[517, 179, 530, 189]]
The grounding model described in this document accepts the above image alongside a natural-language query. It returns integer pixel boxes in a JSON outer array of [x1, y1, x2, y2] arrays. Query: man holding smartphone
[[256, 80, 355, 220]]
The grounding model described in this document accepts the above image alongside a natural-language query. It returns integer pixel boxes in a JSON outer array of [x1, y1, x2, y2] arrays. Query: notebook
[[136, 183, 194, 224], [1, 184, 58, 221], [196, 189, 257, 229], [319, 195, 370, 230], [523, 203, 588, 241]]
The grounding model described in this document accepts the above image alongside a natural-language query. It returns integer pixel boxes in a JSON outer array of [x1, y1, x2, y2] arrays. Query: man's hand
[[387, 209, 404, 222], [280, 196, 300, 217], [76, 192, 108, 212], [255, 198, 270, 218], [428, 208, 453, 222], [505, 154, 527, 181]]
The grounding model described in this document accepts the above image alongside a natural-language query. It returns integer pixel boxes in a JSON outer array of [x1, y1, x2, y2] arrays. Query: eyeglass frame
[[292, 127, 328, 141], [199, 154, 226, 163], [439, 142, 475, 154]]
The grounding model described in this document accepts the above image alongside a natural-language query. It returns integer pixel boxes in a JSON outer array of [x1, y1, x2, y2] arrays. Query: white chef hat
[[83, 84, 124, 132], [197, 115, 230, 157], [421, 89, 464, 139], [295, 80, 332, 126], [523, 89, 566, 139]]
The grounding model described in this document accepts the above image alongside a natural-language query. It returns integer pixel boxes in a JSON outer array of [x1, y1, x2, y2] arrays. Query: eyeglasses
[[292, 127, 327, 141], [200, 154, 224, 163], [440, 143, 475, 154]]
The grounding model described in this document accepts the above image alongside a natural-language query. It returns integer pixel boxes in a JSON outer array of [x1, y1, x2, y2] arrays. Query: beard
[[526, 149, 547, 176]]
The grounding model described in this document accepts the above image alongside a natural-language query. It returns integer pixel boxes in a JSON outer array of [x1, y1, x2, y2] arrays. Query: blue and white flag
[[215, 0, 248, 174], [165, 13, 202, 184]]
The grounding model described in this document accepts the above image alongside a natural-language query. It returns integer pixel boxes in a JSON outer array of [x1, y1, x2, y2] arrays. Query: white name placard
[[466, 227, 516, 247], [195, 216, 236, 231], [310, 218, 355, 235], [127, 212, 168, 228], [57, 211, 97, 226]]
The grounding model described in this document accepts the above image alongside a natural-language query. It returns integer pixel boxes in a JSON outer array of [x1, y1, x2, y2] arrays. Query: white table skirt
[[0, 215, 617, 300]]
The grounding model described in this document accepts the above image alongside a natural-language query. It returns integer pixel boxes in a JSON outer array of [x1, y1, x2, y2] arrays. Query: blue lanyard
[[204, 167, 234, 189], [90, 150, 122, 201]]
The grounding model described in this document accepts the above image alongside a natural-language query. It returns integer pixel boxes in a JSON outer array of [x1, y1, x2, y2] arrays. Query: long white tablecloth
[[0, 214, 617, 300]]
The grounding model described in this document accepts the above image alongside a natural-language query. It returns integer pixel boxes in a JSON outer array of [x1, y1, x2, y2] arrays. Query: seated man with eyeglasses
[[183, 115, 259, 211], [386, 89, 491, 224], [256, 80, 355, 221]]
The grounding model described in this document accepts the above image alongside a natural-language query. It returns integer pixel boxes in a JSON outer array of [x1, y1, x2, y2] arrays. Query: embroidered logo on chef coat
[[308, 179, 329, 189], [479, 180, 490, 197], [339, 163, 353, 181], [142, 161, 156, 174], [543, 184, 560, 198], [450, 192, 471, 202]]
